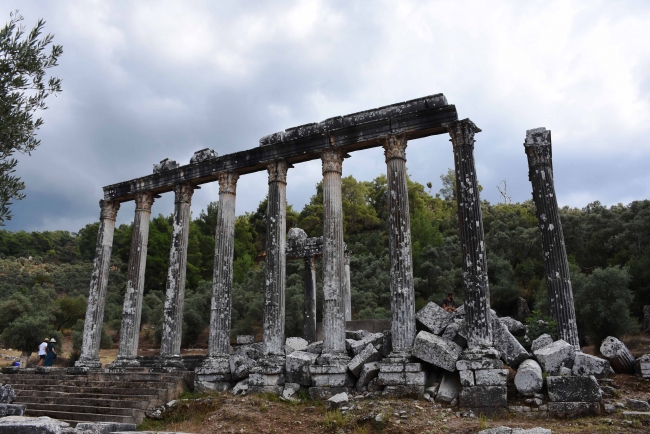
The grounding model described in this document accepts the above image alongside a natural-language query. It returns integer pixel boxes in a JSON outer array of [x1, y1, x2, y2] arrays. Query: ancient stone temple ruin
[[68, 93, 611, 416]]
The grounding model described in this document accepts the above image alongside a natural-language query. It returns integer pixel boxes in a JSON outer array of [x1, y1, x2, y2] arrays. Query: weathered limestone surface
[[416, 302, 454, 335], [530, 334, 553, 353], [572, 352, 610, 378], [326, 392, 348, 410], [499, 317, 526, 337], [474, 369, 508, 386], [237, 335, 254, 345], [492, 315, 530, 368], [77, 200, 120, 368], [320, 149, 347, 360], [524, 128, 579, 349], [436, 371, 461, 403], [1, 383, 15, 402], [347, 333, 383, 357], [635, 354, 650, 378], [348, 344, 381, 377], [442, 320, 468, 348], [447, 119, 492, 348], [343, 250, 352, 321], [412, 331, 462, 371], [600, 336, 635, 374], [383, 135, 416, 356], [626, 398, 650, 412], [263, 161, 289, 355], [546, 375, 602, 402], [189, 148, 218, 164], [459, 385, 507, 408], [303, 256, 317, 343], [113, 192, 154, 367], [159, 183, 194, 365], [514, 359, 543, 396], [549, 401, 601, 418], [285, 337, 309, 354], [533, 339, 575, 375], [356, 362, 380, 391], [286, 351, 318, 386], [229, 355, 255, 381]]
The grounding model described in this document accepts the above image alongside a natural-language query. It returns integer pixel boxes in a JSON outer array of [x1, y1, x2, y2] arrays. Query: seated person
[[442, 292, 457, 313]]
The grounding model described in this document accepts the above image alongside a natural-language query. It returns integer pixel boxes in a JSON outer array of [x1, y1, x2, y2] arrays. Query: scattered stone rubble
[[0, 417, 138, 434]]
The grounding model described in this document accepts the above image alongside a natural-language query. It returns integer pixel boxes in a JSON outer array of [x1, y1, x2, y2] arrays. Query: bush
[[0, 315, 58, 354], [519, 310, 557, 351]]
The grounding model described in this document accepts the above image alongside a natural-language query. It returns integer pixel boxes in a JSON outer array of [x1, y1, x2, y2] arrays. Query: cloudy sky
[[3, 0, 650, 232]]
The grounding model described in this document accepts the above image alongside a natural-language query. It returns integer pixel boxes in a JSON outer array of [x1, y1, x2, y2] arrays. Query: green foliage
[[520, 310, 557, 350], [0, 314, 57, 353], [0, 11, 63, 224], [52, 295, 86, 330]]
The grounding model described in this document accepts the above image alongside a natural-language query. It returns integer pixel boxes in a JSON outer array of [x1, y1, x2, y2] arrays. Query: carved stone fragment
[[600, 336, 635, 374]]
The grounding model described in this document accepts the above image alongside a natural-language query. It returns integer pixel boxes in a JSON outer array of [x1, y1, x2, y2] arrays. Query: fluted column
[[343, 250, 352, 322], [447, 119, 492, 349], [76, 199, 120, 368], [383, 135, 416, 356], [320, 148, 347, 360], [159, 182, 194, 364], [112, 192, 155, 367], [524, 127, 579, 349], [303, 256, 317, 343], [208, 172, 239, 357], [262, 160, 289, 355]]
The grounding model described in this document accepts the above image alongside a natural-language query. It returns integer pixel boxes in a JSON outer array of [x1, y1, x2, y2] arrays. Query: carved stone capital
[[382, 134, 408, 163], [174, 182, 194, 204], [446, 119, 482, 149], [524, 127, 552, 167], [267, 160, 289, 184], [134, 191, 155, 213], [99, 200, 120, 221], [217, 171, 239, 195], [320, 148, 345, 175]]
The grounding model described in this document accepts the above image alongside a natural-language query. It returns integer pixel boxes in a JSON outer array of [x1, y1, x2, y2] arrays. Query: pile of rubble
[[0, 384, 24, 418]]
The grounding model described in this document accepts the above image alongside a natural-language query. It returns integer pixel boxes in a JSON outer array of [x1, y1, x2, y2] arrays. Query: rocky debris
[[0, 416, 73, 433], [0, 384, 15, 403], [530, 334, 553, 353], [285, 337, 309, 354], [475, 369, 509, 386], [281, 383, 301, 401], [153, 158, 179, 173], [285, 351, 318, 386], [347, 333, 384, 357], [559, 366, 572, 376], [533, 339, 575, 375], [0, 403, 25, 417], [546, 375, 602, 402], [75, 422, 137, 434], [415, 302, 454, 335], [326, 392, 348, 410], [435, 371, 461, 403], [229, 355, 255, 381], [412, 331, 462, 371], [477, 427, 551, 434], [189, 148, 218, 164], [305, 340, 323, 355], [548, 401, 600, 418], [492, 316, 530, 368], [623, 411, 650, 422], [600, 336, 635, 374], [626, 398, 650, 412], [572, 352, 610, 378], [499, 317, 526, 337], [514, 359, 543, 396], [635, 354, 650, 378], [441, 320, 467, 348], [348, 344, 381, 377], [236, 335, 254, 344], [346, 330, 370, 340], [231, 378, 249, 395], [356, 362, 380, 392], [459, 385, 507, 408], [233, 342, 264, 360]]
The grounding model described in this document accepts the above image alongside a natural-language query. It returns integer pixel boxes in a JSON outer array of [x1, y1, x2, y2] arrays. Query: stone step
[[15, 395, 152, 409], [15, 390, 160, 402], [24, 403, 140, 417], [12, 384, 169, 396], [23, 408, 138, 425], [6, 378, 178, 389]]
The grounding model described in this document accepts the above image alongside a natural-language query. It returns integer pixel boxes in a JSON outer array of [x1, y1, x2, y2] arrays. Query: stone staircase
[[0, 368, 193, 427], [137, 355, 206, 371]]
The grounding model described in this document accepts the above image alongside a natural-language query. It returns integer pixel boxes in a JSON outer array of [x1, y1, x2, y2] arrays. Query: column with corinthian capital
[[110, 192, 155, 369], [75, 199, 120, 369], [159, 182, 194, 368]]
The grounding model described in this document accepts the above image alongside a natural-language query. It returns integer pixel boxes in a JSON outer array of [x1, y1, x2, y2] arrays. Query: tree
[[0, 314, 54, 355], [52, 295, 86, 330], [0, 11, 63, 224]]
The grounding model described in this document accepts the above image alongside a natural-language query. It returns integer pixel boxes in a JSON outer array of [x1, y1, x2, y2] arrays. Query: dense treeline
[[0, 171, 648, 353]]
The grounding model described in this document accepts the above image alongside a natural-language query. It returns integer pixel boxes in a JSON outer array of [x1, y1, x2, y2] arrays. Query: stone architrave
[[262, 160, 290, 355], [446, 119, 492, 349], [112, 192, 155, 367], [200, 172, 239, 376], [343, 250, 352, 322], [319, 148, 347, 362], [524, 128, 580, 349], [159, 182, 194, 366], [383, 135, 416, 357], [76, 200, 120, 369], [303, 256, 317, 343]]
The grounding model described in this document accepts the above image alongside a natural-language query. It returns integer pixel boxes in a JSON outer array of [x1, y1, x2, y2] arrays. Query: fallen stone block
[[0, 404, 25, 417], [285, 351, 318, 386], [285, 337, 309, 354], [231, 378, 249, 395], [459, 385, 507, 408], [282, 383, 301, 401], [416, 302, 454, 335], [230, 355, 255, 381], [309, 386, 349, 400], [460, 370, 474, 387], [442, 320, 468, 348], [600, 336, 635, 374], [530, 334, 553, 353], [305, 340, 323, 355], [546, 375, 602, 402], [309, 365, 355, 388], [626, 398, 650, 412], [236, 335, 254, 344], [572, 352, 610, 378], [326, 392, 348, 409], [382, 384, 424, 397], [377, 363, 425, 386], [233, 342, 264, 359], [0, 384, 15, 403], [347, 333, 384, 357], [514, 359, 543, 396], [548, 401, 600, 418], [356, 362, 380, 392], [435, 371, 461, 403], [492, 316, 530, 368], [348, 344, 381, 377], [533, 339, 575, 374], [412, 330, 462, 371], [636, 354, 650, 378], [623, 411, 650, 422], [0, 416, 72, 433], [499, 317, 526, 337], [474, 369, 508, 386], [75, 422, 137, 434], [346, 330, 369, 340]]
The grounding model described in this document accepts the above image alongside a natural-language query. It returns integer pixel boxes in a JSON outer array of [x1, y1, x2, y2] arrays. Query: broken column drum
[[76, 200, 120, 368], [383, 135, 417, 356], [263, 160, 289, 355], [159, 182, 194, 364], [447, 119, 492, 348], [320, 148, 347, 359], [524, 128, 579, 350], [113, 192, 155, 367], [303, 256, 317, 343]]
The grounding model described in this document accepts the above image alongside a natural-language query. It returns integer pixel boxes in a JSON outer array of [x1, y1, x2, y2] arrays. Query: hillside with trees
[[0, 171, 648, 356]]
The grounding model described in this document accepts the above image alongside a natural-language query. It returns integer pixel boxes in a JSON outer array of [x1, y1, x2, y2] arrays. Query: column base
[[249, 355, 285, 395], [195, 355, 232, 392], [106, 356, 141, 371], [74, 357, 102, 370], [377, 359, 425, 398], [153, 355, 187, 372], [457, 347, 508, 410]]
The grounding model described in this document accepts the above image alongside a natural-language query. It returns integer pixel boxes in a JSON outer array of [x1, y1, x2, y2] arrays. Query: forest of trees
[[0, 171, 648, 354]]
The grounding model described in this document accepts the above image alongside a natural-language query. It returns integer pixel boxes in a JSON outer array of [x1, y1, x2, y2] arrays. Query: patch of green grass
[[259, 392, 281, 402], [323, 409, 350, 430], [478, 413, 489, 430], [136, 399, 221, 431]]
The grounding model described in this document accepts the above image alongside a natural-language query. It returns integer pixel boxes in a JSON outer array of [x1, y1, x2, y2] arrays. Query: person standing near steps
[[37, 338, 49, 367], [44, 338, 57, 367]]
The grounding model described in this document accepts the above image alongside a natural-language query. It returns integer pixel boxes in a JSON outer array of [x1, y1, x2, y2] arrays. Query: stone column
[[303, 256, 317, 343], [111, 192, 155, 368], [319, 148, 347, 362], [343, 250, 352, 322], [447, 119, 492, 349], [262, 160, 289, 356], [524, 128, 579, 349], [383, 135, 416, 357], [75, 199, 120, 369], [159, 182, 194, 367]]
